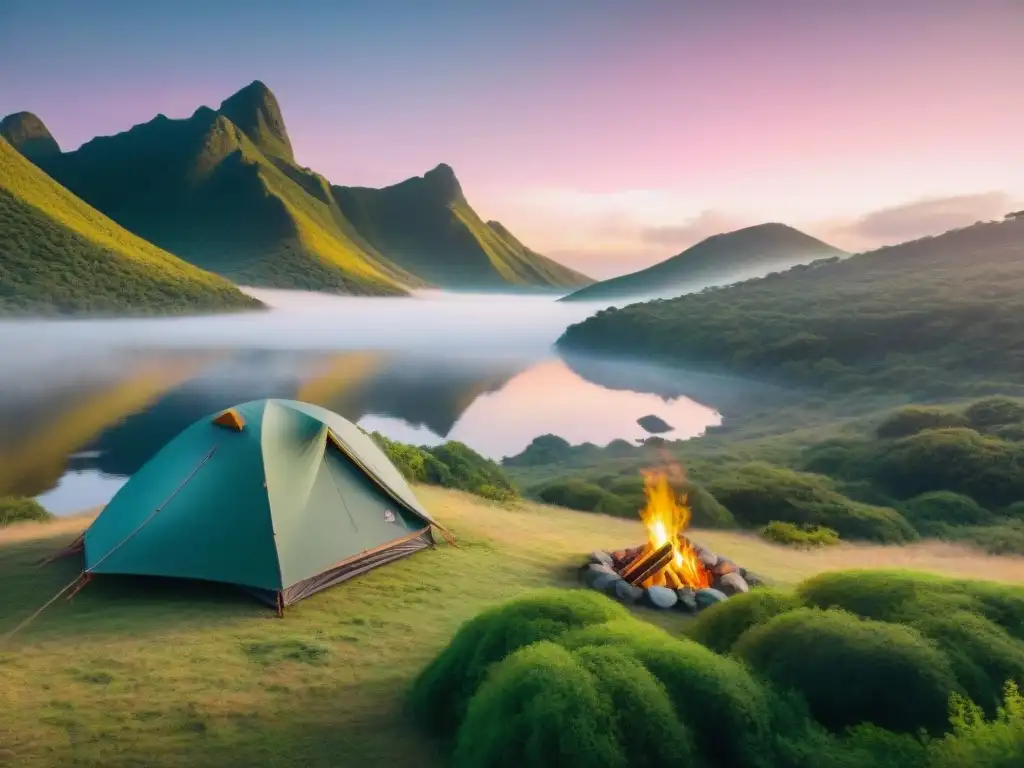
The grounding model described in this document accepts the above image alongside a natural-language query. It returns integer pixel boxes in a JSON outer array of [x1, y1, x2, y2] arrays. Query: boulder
[[695, 587, 728, 609], [676, 588, 699, 614], [644, 585, 678, 609], [580, 563, 618, 587], [740, 568, 766, 588], [591, 573, 620, 592], [589, 550, 614, 567], [695, 546, 719, 569], [712, 558, 738, 576], [613, 580, 644, 604], [717, 572, 750, 596]]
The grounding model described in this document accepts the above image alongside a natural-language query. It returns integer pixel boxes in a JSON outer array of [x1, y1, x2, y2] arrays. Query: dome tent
[[61, 399, 449, 612]]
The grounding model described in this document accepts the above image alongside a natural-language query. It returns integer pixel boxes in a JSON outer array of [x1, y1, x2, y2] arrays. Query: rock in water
[[717, 572, 750, 596], [637, 414, 674, 434], [613, 580, 644, 604], [644, 585, 678, 609], [676, 588, 699, 613], [695, 588, 728, 608]]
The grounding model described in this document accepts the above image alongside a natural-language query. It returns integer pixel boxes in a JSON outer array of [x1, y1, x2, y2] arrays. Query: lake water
[[0, 290, 725, 515]]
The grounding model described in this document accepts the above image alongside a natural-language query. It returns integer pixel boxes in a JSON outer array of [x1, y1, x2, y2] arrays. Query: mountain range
[[560, 222, 846, 304], [1, 81, 593, 308], [0, 134, 259, 315]]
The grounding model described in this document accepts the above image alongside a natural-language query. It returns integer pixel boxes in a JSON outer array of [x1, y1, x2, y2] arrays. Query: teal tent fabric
[[81, 399, 441, 608]]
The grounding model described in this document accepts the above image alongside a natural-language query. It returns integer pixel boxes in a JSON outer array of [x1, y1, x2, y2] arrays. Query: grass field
[[2, 486, 1024, 767]]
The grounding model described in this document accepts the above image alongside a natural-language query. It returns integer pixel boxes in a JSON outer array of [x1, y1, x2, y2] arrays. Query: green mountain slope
[[557, 217, 1024, 395], [332, 164, 595, 291], [0, 137, 260, 315], [23, 82, 420, 295], [560, 222, 846, 303], [6, 81, 588, 295]]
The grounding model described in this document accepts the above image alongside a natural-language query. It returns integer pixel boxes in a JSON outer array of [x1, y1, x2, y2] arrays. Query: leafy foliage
[[371, 433, 518, 501], [734, 607, 959, 733], [0, 496, 52, 526], [760, 521, 840, 547], [407, 588, 629, 737], [688, 588, 802, 654], [707, 463, 917, 542]]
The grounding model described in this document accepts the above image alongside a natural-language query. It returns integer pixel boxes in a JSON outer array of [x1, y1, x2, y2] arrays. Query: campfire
[[613, 470, 712, 590], [581, 465, 761, 612]]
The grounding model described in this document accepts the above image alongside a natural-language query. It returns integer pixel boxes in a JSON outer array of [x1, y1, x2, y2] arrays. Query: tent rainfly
[[52, 399, 451, 613]]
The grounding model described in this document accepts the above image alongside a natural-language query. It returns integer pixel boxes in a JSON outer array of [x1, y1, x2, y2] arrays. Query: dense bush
[[734, 607, 959, 733], [965, 396, 1024, 429], [413, 580, 1024, 767], [928, 682, 1024, 768], [797, 571, 1024, 638], [760, 521, 840, 547], [708, 463, 917, 542], [372, 433, 518, 501], [797, 570, 1024, 714], [901, 491, 994, 533], [688, 588, 802, 653], [531, 474, 737, 528], [0, 496, 52, 526], [873, 428, 1024, 507], [534, 478, 634, 517], [876, 406, 970, 439], [407, 588, 628, 736]]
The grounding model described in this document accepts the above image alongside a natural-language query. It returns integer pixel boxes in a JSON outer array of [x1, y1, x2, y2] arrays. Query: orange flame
[[638, 468, 711, 589]]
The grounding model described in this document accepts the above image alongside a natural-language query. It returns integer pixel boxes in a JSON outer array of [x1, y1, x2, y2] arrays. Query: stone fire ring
[[579, 542, 764, 613]]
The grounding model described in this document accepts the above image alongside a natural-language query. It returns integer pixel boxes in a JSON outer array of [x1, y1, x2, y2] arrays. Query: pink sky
[[2, 1, 1022, 278]]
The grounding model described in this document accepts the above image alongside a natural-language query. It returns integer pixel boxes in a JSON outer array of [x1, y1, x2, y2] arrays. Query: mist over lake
[[0, 290, 726, 513]]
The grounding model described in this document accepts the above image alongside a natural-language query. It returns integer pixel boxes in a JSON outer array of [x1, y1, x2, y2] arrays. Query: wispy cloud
[[820, 192, 1017, 252]]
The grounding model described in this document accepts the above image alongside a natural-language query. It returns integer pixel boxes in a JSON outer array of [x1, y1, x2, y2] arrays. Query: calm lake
[[0, 290, 726, 515]]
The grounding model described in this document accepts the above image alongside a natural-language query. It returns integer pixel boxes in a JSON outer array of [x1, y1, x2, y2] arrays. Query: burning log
[[621, 541, 673, 586]]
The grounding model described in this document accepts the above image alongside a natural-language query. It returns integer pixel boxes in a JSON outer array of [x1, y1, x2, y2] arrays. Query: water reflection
[[0, 292, 727, 512], [0, 348, 721, 509]]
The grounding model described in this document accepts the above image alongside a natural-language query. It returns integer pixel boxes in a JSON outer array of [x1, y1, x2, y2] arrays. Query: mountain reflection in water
[[0, 348, 722, 511]]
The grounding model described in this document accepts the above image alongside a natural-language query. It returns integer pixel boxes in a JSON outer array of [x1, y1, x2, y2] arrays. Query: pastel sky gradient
[[2, 0, 1022, 278]]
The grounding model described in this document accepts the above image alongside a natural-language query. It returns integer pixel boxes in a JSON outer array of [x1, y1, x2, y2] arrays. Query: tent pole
[[275, 592, 284, 618]]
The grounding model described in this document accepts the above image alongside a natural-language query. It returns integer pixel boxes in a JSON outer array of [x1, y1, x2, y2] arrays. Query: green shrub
[[689, 588, 802, 654], [534, 479, 634, 517], [572, 646, 695, 767], [735, 607, 959, 733], [560, 621, 783, 768], [0, 497, 52, 526], [872, 428, 1024, 507], [965, 396, 1024, 429], [534, 474, 737, 528], [407, 589, 629, 737], [760, 521, 840, 547], [876, 406, 970, 439], [797, 570, 1024, 642], [901, 491, 995, 534], [371, 433, 519, 501], [928, 681, 1024, 768], [911, 611, 1024, 717], [708, 463, 917, 543], [942, 519, 1024, 555], [451, 641, 624, 768]]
